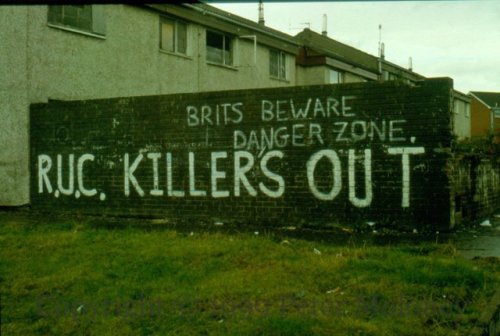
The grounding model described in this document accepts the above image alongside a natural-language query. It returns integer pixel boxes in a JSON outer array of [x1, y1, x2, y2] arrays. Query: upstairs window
[[329, 69, 343, 84], [454, 100, 460, 115], [48, 5, 106, 36], [206, 30, 233, 66], [160, 17, 187, 55], [388, 73, 399, 81], [383, 71, 399, 81], [494, 108, 500, 118], [270, 49, 286, 80]]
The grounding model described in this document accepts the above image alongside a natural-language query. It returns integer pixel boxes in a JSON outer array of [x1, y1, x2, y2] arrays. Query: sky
[[211, 0, 500, 94]]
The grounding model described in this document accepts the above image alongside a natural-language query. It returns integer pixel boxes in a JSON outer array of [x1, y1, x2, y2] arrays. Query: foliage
[[1, 212, 498, 335], [454, 132, 500, 157]]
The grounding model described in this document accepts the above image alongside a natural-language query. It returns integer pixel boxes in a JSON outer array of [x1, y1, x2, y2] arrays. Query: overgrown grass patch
[[1, 214, 498, 335]]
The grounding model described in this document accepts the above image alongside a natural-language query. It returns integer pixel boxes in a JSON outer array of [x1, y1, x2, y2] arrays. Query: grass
[[0, 212, 499, 335]]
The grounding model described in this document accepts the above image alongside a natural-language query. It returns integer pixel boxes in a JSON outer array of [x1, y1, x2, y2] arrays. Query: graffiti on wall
[[36, 94, 426, 209]]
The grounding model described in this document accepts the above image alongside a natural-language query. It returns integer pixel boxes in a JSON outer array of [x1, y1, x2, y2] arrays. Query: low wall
[[30, 79, 455, 230]]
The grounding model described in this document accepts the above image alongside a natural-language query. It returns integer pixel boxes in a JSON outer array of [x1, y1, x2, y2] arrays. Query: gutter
[[326, 57, 378, 81]]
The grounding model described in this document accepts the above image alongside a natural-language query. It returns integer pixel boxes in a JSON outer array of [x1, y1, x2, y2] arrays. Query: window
[[329, 69, 343, 84], [206, 30, 233, 66], [269, 49, 286, 80], [48, 5, 106, 36], [494, 108, 500, 118], [388, 73, 399, 81], [160, 17, 187, 54], [454, 100, 460, 115]]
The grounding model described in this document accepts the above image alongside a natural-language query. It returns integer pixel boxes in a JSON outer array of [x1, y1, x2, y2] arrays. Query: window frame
[[206, 30, 233, 66], [329, 68, 344, 84], [47, 5, 106, 38], [494, 108, 500, 118], [160, 16, 188, 56], [388, 72, 399, 81], [269, 49, 288, 80], [454, 100, 460, 115]]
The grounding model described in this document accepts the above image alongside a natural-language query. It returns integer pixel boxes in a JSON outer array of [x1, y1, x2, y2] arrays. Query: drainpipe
[[240, 35, 257, 65], [378, 43, 385, 81], [378, 24, 382, 80]]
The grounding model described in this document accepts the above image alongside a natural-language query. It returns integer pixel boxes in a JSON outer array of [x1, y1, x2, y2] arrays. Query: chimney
[[378, 25, 384, 80], [322, 14, 327, 36], [378, 24, 383, 58], [408, 57, 413, 71], [258, 0, 265, 25]]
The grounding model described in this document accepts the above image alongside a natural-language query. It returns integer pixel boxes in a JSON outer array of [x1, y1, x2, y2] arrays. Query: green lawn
[[0, 212, 498, 335]]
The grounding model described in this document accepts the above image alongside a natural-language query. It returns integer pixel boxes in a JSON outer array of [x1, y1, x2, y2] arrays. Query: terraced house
[[470, 91, 500, 138], [1, 3, 468, 206]]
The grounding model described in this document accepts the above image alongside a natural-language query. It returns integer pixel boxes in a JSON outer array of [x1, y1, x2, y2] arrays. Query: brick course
[[30, 78, 457, 230]]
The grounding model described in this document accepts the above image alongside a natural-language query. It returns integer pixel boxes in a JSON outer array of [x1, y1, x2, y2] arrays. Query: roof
[[144, 3, 299, 54], [189, 3, 297, 45], [295, 28, 378, 72], [453, 89, 470, 102], [470, 91, 500, 109], [144, 4, 425, 80], [294, 29, 425, 81]]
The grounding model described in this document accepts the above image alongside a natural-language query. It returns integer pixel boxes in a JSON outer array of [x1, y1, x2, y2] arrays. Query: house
[[0, 3, 467, 207], [294, 28, 471, 141], [469, 91, 500, 138], [452, 91, 471, 141], [294, 28, 424, 85], [1, 3, 301, 206]]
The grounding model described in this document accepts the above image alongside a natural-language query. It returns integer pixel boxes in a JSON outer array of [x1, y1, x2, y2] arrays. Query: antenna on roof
[[258, 0, 265, 25], [301, 22, 311, 29], [322, 14, 328, 36]]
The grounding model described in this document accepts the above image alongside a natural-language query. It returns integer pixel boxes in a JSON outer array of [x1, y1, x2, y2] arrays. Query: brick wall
[[30, 78, 455, 230], [451, 155, 500, 224]]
